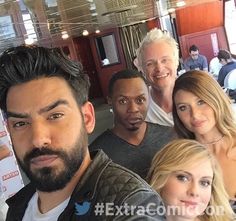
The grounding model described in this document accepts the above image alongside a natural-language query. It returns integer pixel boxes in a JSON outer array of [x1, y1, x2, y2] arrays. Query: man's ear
[[133, 57, 144, 73], [107, 96, 112, 106], [81, 101, 95, 134]]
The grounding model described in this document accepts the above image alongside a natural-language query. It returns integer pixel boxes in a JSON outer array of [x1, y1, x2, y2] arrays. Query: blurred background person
[[172, 70, 236, 203], [209, 56, 222, 79], [217, 49, 236, 87], [136, 28, 179, 127], [184, 45, 208, 71], [148, 139, 234, 221]]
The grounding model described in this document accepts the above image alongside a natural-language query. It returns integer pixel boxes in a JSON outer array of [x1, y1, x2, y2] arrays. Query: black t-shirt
[[89, 122, 176, 179]]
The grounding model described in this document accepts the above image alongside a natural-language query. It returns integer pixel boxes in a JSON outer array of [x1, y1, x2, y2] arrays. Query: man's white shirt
[[22, 192, 70, 221], [146, 88, 174, 127]]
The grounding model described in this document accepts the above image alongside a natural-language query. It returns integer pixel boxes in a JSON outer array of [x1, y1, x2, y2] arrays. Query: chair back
[[224, 69, 236, 89]]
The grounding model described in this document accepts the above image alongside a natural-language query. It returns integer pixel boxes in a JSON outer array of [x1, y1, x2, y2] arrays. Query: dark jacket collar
[[6, 150, 111, 219], [69, 150, 111, 203]]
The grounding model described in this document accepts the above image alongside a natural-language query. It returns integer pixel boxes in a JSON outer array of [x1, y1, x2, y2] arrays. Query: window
[[225, 0, 236, 54], [0, 15, 15, 39], [95, 33, 120, 67]]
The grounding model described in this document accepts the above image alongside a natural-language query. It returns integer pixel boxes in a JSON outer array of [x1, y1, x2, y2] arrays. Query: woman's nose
[[190, 107, 200, 118], [187, 182, 199, 197]]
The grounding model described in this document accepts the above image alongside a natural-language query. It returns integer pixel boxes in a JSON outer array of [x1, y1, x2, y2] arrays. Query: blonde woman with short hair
[[148, 139, 234, 221]]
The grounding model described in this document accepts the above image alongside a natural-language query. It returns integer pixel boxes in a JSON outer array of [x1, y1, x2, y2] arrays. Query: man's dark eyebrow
[[38, 99, 69, 114], [7, 111, 29, 119], [6, 99, 69, 119], [117, 93, 147, 98]]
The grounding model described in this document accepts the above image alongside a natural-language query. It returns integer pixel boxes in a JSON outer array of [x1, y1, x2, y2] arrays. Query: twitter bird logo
[[75, 201, 91, 216]]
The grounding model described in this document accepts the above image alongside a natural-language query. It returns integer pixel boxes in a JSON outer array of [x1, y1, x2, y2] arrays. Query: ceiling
[[0, 0, 218, 53]]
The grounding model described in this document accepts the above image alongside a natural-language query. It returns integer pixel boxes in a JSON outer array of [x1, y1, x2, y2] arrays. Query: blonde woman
[[172, 70, 236, 201], [148, 139, 234, 221]]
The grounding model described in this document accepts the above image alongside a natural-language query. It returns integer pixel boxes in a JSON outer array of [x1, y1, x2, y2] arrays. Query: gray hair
[[136, 28, 179, 70]]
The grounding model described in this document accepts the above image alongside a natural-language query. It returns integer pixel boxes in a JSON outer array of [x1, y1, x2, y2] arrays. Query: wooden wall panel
[[146, 18, 161, 30], [179, 27, 228, 64], [176, 1, 223, 36], [73, 37, 103, 99]]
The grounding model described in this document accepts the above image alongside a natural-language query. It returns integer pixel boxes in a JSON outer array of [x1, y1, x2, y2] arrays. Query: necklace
[[202, 135, 225, 145]]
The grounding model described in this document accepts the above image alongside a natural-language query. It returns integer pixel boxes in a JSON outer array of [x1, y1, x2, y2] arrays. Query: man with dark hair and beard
[[89, 69, 176, 179], [0, 46, 165, 221]]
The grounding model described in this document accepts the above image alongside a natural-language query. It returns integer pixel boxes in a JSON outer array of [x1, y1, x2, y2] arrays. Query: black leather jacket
[[6, 150, 165, 221]]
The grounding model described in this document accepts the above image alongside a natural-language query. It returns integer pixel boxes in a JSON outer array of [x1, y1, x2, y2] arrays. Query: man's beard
[[127, 121, 143, 132], [127, 126, 139, 131], [17, 125, 88, 192]]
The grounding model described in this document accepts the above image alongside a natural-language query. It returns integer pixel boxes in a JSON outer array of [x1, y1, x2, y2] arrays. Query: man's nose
[[154, 60, 165, 72], [127, 101, 139, 112], [31, 121, 51, 148]]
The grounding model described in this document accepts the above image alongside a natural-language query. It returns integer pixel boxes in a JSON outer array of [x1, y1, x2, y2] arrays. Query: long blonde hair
[[148, 139, 235, 221]]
